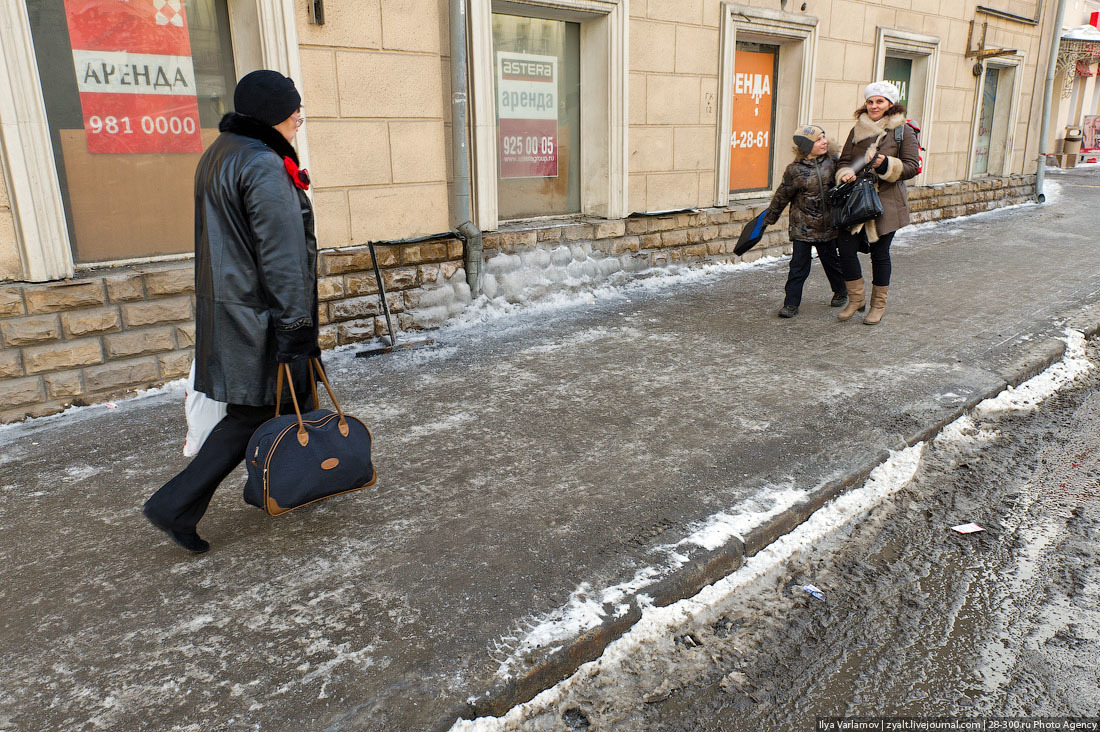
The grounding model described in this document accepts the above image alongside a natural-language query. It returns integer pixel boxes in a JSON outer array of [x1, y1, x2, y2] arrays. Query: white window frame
[[715, 3, 818, 206], [872, 28, 940, 186], [0, 0, 308, 282], [469, 0, 629, 229], [966, 52, 1024, 179]]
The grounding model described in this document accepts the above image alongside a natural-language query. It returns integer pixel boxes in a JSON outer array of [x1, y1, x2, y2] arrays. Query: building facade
[[0, 0, 1077, 420], [1049, 0, 1100, 159]]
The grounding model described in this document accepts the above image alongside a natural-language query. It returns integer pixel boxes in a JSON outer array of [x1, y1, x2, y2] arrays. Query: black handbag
[[244, 359, 377, 516], [827, 168, 883, 229]]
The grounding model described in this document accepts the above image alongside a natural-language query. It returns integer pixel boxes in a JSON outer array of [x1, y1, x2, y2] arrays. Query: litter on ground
[[951, 522, 985, 534]]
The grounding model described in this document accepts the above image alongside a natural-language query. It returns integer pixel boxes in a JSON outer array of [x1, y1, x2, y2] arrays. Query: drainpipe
[[1035, 0, 1069, 202], [449, 0, 483, 296]]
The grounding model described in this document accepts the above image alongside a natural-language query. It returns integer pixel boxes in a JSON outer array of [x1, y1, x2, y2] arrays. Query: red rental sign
[[64, 0, 202, 154]]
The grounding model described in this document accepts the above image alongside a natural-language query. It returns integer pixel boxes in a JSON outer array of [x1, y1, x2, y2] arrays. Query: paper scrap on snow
[[802, 584, 826, 601], [951, 522, 984, 534]]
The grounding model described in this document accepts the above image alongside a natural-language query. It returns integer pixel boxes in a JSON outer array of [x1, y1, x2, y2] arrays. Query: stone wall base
[[0, 174, 1035, 423]]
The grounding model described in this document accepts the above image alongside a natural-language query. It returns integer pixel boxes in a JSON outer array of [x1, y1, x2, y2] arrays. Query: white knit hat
[[863, 81, 900, 104]]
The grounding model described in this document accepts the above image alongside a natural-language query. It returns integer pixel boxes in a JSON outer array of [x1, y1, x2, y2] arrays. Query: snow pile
[[481, 245, 647, 304], [401, 241, 784, 333], [931, 414, 999, 454], [488, 575, 655, 677], [451, 445, 926, 732], [975, 329, 1091, 416], [484, 482, 814, 680], [1043, 179, 1065, 204], [440, 256, 781, 334], [404, 245, 648, 330], [674, 486, 804, 552], [403, 265, 473, 329]]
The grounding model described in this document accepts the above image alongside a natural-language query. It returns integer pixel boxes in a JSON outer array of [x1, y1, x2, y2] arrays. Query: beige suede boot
[[863, 285, 889, 325], [837, 279, 865, 321]]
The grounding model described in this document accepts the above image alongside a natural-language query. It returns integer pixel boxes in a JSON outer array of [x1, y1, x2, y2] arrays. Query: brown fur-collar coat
[[836, 112, 921, 241]]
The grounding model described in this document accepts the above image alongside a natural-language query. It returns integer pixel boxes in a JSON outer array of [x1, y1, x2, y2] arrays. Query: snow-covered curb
[[451, 328, 1092, 731]]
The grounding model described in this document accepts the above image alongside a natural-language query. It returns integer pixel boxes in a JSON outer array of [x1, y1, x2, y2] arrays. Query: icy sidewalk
[[1, 167, 1100, 732]]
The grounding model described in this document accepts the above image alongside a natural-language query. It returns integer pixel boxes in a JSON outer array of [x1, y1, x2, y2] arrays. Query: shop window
[[728, 42, 778, 194], [970, 58, 1021, 177], [492, 14, 581, 219], [715, 4, 817, 205], [873, 30, 940, 184], [469, 0, 628, 229], [883, 56, 912, 109], [973, 68, 1001, 175], [25, 0, 237, 264]]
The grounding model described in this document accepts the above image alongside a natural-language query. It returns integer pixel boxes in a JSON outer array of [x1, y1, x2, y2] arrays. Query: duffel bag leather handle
[[309, 358, 350, 437], [274, 364, 319, 418], [276, 363, 310, 446], [274, 359, 350, 444]]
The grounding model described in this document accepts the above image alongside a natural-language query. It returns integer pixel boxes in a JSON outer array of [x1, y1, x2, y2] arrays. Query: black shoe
[[143, 505, 210, 554], [778, 305, 799, 318], [830, 293, 848, 307]]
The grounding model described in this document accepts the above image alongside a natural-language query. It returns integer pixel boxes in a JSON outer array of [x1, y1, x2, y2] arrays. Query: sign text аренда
[[64, 0, 203, 154]]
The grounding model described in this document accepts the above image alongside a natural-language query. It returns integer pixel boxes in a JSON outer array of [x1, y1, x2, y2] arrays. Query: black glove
[[275, 322, 320, 364]]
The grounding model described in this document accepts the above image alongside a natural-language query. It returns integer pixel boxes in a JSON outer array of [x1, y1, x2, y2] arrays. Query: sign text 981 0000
[[87, 114, 197, 137]]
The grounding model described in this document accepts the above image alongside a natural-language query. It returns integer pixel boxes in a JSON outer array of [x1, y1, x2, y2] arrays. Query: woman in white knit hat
[[834, 80, 921, 325]]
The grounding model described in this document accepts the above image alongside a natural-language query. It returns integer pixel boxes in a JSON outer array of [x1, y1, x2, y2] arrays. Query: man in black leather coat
[[144, 70, 319, 553]]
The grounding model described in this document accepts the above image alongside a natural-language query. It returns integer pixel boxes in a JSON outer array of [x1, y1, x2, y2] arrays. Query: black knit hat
[[793, 124, 826, 154], [233, 70, 301, 126]]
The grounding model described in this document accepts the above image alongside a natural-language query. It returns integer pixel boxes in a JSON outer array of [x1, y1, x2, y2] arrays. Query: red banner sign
[[64, 0, 202, 154], [497, 52, 558, 178]]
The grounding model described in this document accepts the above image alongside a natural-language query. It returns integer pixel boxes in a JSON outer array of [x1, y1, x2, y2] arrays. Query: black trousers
[[784, 239, 846, 308], [839, 229, 896, 287], [145, 388, 314, 532]]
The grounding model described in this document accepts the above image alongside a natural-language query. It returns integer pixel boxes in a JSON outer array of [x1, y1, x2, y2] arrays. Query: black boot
[[143, 505, 210, 553], [778, 305, 799, 318], [830, 292, 848, 307]]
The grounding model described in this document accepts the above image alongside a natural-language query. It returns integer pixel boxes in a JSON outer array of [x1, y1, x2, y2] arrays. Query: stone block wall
[[0, 265, 195, 422], [0, 174, 1034, 423]]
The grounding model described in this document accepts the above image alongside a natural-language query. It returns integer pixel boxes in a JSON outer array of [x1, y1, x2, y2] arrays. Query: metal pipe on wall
[[448, 0, 483, 297], [1036, 0, 1069, 202]]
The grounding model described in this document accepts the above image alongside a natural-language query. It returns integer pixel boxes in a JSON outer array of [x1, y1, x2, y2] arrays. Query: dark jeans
[[839, 230, 896, 287], [145, 387, 314, 532], [784, 239, 846, 308]]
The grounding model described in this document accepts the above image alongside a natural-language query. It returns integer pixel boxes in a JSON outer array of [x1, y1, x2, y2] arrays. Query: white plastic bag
[[183, 360, 227, 457]]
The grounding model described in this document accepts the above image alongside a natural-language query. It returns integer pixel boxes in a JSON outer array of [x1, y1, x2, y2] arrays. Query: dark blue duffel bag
[[244, 360, 376, 516]]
